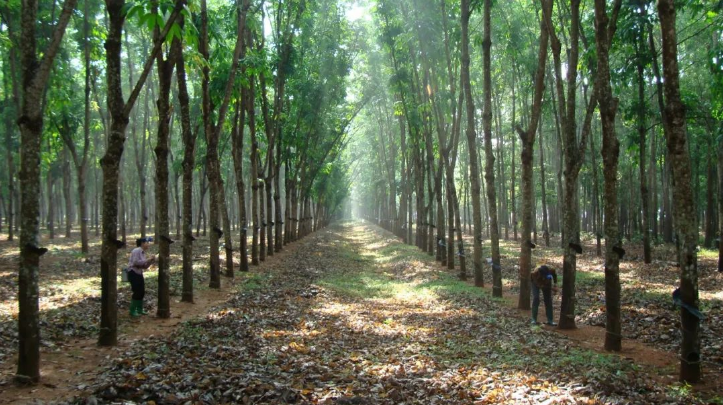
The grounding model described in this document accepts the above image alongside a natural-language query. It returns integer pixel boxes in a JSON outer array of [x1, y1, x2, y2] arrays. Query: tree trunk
[[539, 122, 549, 247], [259, 170, 266, 260], [176, 28, 196, 302], [219, 172, 234, 277], [481, 0, 501, 293], [648, 22, 674, 243], [4, 94, 14, 243], [637, 27, 651, 262], [174, 172, 181, 239], [153, 13, 178, 318], [232, 98, 249, 272], [202, 0, 244, 288], [547, 0, 579, 327], [515, 0, 549, 310], [658, 0, 701, 382], [132, 85, 149, 238], [718, 137, 723, 272], [443, 170, 451, 267], [704, 155, 716, 248], [78, 0, 91, 252], [119, 170, 127, 244], [200, 0, 221, 289], [591, 129, 602, 256], [15, 0, 77, 382], [460, 0, 480, 283], [550, 72, 564, 240], [93, 161, 99, 236], [511, 79, 518, 242], [651, 131, 658, 241], [595, 0, 622, 351], [265, 171, 273, 258], [274, 158, 283, 252], [46, 169, 55, 239], [398, 115, 409, 243], [250, 78, 260, 265], [494, 93, 509, 240], [99, 2, 127, 347], [195, 167, 207, 237], [2, 49, 16, 242], [62, 148, 72, 238], [284, 171, 292, 244]]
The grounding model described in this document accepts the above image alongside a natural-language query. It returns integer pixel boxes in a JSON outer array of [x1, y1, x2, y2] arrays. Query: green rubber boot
[[129, 300, 140, 317], [531, 305, 539, 325], [133, 300, 149, 315]]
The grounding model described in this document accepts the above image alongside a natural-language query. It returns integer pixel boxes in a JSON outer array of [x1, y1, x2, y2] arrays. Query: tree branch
[[123, 2, 183, 117], [31, 0, 79, 97], [213, 0, 249, 139]]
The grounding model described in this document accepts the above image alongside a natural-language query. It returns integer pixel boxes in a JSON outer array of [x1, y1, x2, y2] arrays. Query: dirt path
[[1, 221, 716, 404]]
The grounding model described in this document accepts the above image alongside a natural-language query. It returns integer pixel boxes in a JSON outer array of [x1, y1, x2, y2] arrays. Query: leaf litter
[[1, 222, 719, 404]]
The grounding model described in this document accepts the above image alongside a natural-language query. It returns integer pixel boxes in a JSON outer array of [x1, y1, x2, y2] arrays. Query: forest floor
[[0, 221, 721, 404]]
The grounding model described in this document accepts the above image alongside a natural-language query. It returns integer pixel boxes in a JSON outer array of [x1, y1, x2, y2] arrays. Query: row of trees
[[351, 0, 721, 383], [1, 0, 359, 384]]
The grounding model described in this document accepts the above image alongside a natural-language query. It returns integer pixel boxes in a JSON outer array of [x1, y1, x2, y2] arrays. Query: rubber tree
[[543, 0, 583, 327], [481, 0, 502, 295], [515, 0, 549, 310], [658, 0, 702, 384], [460, 0, 482, 284], [15, 0, 78, 384], [176, 11, 197, 303], [594, 0, 622, 352], [200, 0, 246, 287], [153, 1, 182, 319], [546, 0, 622, 329]]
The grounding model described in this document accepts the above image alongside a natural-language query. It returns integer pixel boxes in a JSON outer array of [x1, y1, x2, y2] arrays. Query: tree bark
[[16, 0, 78, 382], [219, 168, 235, 277], [46, 166, 55, 239], [259, 170, 266, 261], [232, 98, 249, 273], [176, 29, 196, 302], [546, 0, 580, 327], [153, 8, 179, 318], [658, 0, 702, 383], [195, 167, 207, 237], [511, 74, 518, 242], [4, 98, 13, 242], [481, 0, 501, 293], [704, 155, 716, 248], [62, 148, 72, 238], [515, 0, 549, 310], [595, 0, 622, 351], [202, 0, 245, 288], [648, 22, 674, 244], [131, 84, 149, 238], [78, 0, 91, 252], [2, 50, 16, 242], [539, 122, 549, 247], [590, 127, 602, 256], [651, 132, 659, 241], [718, 137, 723, 272], [250, 71, 260, 266], [460, 0, 481, 284], [636, 22, 652, 263]]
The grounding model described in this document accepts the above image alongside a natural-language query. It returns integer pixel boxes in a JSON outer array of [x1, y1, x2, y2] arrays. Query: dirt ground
[[0, 223, 721, 403]]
